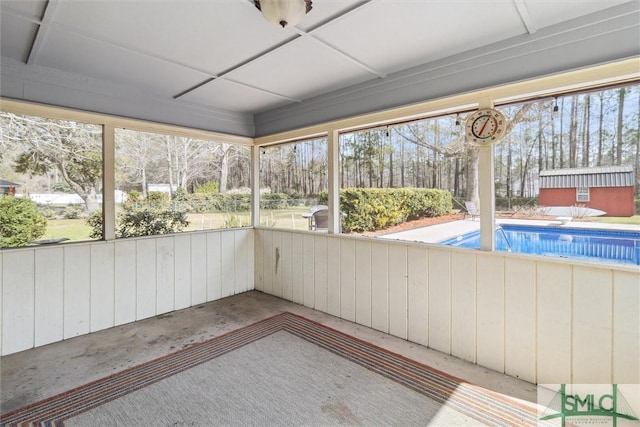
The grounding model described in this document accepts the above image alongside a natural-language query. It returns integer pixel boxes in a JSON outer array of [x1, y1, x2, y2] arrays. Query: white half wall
[[254, 229, 640, 385], [0, 228, 254, 356]]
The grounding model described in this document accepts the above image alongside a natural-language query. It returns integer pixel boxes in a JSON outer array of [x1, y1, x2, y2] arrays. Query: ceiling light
[[254, 0, 312, 28]]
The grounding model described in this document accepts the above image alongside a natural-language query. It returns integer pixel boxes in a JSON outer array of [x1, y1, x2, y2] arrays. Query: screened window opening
[[113, 128, 250, 238], [0, 112, 103, 248], [258, 138, 328, 230]]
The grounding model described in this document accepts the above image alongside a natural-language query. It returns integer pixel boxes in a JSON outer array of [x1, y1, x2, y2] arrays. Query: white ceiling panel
[[0, 15, 38, 62], [180, 79, 289, 113], [0, 0, 47, 21], [1, 0, 637, 133], [295, 0, 367, 32], [36, 27, 211, 97], [52, 0, 294, 75], [228, 36, 375, 100], [314, 0, 526, 75], [524, 0, 632, 29]]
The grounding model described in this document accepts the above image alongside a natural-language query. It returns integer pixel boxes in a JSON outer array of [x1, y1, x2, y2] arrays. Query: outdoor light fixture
[[254, 0, 312, 28], [553, 98, 559, 117]]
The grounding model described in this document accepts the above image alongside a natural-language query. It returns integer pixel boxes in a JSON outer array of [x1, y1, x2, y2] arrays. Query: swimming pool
[[439, 224, 640, 265]]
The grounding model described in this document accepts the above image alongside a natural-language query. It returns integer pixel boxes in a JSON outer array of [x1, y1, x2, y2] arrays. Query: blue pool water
[[440, 225, 640, 265]]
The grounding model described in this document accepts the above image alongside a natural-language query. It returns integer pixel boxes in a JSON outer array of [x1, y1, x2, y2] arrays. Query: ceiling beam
[[27, 0, 59, 64], [514, 0, 537, 34]]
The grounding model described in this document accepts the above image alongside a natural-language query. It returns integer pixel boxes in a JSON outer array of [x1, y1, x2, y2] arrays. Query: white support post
[[102, 122, 116, 241], [478, 99, 496, 251], [327, 129, 340, 234], [250, 145, 260, 227]]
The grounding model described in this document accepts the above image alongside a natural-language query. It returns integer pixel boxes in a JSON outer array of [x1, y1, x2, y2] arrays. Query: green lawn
[[42, 207, 314, 242], [43, 219, 95, 241], [41, 211, 640, 243], [590, 215, 640, 225]]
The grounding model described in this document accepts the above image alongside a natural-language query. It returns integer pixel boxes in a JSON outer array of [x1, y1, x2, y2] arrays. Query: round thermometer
[[465, 108, 507, 145]]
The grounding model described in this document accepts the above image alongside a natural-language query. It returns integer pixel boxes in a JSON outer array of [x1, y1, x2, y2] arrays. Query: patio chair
[[464, 201, 480, 220], [302, 205, 328, 230], [312, 207, 328, 230]]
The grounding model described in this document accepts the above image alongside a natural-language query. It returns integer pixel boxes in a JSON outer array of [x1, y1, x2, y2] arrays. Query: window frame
[[576, 187, 590, 202]]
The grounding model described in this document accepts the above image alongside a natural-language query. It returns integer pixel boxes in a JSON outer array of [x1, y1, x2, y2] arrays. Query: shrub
[[0, 196, 47, 247], [319, 188, 452, 232], [194, 181, 219, 194], [63, 205, 85, 219], [117, 208, 188, 238], [88, 196, 190, 239]]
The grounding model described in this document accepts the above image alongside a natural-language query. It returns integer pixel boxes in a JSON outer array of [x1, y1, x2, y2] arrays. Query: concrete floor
[[1, 291, 538, 417]]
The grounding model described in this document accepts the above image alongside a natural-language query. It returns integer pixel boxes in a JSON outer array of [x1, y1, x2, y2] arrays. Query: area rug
[[1, 312, 538, 426]]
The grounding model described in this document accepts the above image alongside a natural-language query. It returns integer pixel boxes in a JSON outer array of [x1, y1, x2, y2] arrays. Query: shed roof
[[539, 166, 634, 188], [0, 179, 21, 188]]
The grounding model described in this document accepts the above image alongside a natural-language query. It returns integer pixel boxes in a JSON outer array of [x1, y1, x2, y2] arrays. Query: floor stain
[[320, 400, 361, 425]]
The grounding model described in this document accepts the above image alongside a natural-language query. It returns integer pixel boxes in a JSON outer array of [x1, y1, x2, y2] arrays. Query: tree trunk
[[465, 147, 479, 206], [597, 92, 604, 166], [569, 96, 579, 168], [616, 87, 626, 165]]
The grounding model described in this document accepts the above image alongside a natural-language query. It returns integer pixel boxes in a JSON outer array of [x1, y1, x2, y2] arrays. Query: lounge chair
[[464, 201, 480, 220]]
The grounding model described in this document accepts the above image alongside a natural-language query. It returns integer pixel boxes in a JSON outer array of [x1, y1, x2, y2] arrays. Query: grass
[[43, 219, 95, 241], [590, 215, 640, 225], [40, 207, 314, 242], [40, 211, 640, 243]]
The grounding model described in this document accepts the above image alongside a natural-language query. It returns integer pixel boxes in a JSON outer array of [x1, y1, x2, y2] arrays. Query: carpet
[[1, 312, 538, 426]]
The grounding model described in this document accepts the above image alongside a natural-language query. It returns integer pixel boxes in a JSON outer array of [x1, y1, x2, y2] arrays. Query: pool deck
[[377, 218, 639, 244]]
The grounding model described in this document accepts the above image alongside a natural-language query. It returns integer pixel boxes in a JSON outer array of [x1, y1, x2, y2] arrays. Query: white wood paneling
[[613, 270, 640, 384], [428, 249, 450, 353], [220, 231, 235, 298], [407, 246, 428, 346], [1, 229, 256, 356], [234, 230, 250, 294], [261, 230, 273, 295], [476, 254, 505, 373], [2, 251, 35, 353], [156, 237, 175, 314], [270, 231, 283, 298], [504, 257, 536, 383], [90, 243, 115, 332], [34, 247, 64, 347], [135, 239, 157, 320], [174, 234, 192, 310], [340, 239, 356, 322], [114, 240, 136, 325], [370, 242, 388, 333], [355, 239, 372, 328], [246, 229, 255, 291], [291, 233, 304, 304], [573, 266, 612, 384], [388, 244, 407, 340], [450, 252, 476, 363], [252, 230, 635, 385], [314, 235, 328, 312], [206, 233, 222, 301], [64, 245, 91, 338], [253, 230, 264, 291], [537, 262, 572, 384], [190, 233, 207, 304], [326, 237, 341, 316], [280, 232, 292, 301], [302, 234, 315, 308]]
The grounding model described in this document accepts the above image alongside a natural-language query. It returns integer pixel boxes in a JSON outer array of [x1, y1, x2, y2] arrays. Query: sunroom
[[1, 0, 639, 425]]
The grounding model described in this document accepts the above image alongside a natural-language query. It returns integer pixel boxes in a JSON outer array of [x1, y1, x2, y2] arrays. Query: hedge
[[319, 188, 452, 232]]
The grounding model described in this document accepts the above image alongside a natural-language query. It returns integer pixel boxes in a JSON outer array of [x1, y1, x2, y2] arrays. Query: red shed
[[539, 166, 636, 217]]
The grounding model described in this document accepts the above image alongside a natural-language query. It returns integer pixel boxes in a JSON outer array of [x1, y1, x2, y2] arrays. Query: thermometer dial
[[465, 108, 507, 145]]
